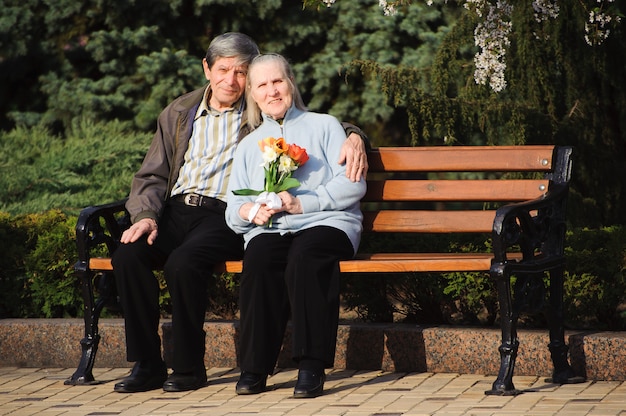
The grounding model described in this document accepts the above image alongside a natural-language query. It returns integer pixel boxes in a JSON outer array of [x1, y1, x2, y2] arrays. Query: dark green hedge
[[1, 209, 624, 330]]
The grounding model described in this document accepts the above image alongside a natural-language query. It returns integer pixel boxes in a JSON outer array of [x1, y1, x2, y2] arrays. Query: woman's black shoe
[[114, 360, 168, 393], [162, 371, 208, 392], [235, 371, 267, 395], [293, 369, 325, 398]]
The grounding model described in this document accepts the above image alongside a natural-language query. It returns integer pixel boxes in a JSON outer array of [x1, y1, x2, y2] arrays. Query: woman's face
[[249, 60, 293, 120]]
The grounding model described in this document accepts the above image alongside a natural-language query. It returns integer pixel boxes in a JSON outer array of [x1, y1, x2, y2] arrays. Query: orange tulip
[[258, 137, 287, 155]]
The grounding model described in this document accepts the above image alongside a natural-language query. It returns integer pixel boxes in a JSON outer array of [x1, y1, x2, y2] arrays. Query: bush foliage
[[342, 229, 626, 330], [0, 210, 77, 318], [2, 203, 624, 330], [0, 120, 150, 215]]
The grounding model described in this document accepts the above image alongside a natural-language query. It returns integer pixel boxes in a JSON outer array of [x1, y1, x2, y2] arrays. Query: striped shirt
[[170, 87, 244, 202]]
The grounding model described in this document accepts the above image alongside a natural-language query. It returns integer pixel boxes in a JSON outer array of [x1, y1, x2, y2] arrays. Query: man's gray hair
[[205, 32, 260, 68]]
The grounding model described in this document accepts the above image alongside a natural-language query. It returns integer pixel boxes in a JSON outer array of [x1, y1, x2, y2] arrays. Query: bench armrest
[[492, 183, 569, 263], [75, 199, 130, 273]]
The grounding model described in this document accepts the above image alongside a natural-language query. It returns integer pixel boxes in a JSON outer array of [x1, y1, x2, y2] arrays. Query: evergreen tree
[[308, 1, 625, 226]]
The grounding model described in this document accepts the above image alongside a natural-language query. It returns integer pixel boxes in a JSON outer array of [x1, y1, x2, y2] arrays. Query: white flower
[[532, 0, 559, 23], [278, 154, 298, 174], [260, 147, 278, 169], [470, 0, 513, 92], [317, 0, 621, 92], [379, 0, 397, 16]]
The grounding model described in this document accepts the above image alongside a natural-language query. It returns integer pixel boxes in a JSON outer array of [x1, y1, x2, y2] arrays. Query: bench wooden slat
[[364, 179, 549, 202], [91, 252, 525, 275], [368, 146, 555, 172], [363, 210, 497, 233], [338, 253, 519, 273]]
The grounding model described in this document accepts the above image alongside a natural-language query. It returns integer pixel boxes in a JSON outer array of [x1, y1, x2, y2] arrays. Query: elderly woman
[[225, 53, 366, 398]]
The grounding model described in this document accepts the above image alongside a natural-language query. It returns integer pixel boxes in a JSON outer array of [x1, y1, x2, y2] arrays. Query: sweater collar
[[261, 104, 304, 125]]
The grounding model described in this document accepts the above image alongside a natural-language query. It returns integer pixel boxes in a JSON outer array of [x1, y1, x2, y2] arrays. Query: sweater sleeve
[[298, 116, 366, 214], [225, 135, 261, 234]]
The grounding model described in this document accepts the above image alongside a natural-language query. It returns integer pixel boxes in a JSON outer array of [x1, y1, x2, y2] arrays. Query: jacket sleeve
[[125, 108, 177, 224], [341, 121, 371, 150]]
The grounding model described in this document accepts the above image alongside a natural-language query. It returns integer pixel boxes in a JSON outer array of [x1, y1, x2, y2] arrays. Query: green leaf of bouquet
[[276, 177, 301, 192], [232, 189, 262, 196]]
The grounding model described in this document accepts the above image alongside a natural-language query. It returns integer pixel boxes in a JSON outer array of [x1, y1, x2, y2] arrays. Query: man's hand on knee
[[121, 218, 158, 245]]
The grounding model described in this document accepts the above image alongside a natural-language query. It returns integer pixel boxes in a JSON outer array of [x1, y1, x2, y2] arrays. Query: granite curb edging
[[0, 318, 624, 382]]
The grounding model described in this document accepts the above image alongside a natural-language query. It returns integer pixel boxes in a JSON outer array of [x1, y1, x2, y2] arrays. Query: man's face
[[203, 56, 248, 111]]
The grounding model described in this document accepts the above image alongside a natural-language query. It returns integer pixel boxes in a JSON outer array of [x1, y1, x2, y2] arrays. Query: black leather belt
[[172, 194, 226, 210]]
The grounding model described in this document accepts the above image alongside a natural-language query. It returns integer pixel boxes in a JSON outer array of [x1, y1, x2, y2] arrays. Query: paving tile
[[0, 368, 625, 416]]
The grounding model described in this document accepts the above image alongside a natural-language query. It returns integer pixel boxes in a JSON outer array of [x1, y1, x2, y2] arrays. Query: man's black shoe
[[114, 360, 168, 393], [293, 369, 325, 398], [235, 371, 267, 395], [162, 371, 208, 392]]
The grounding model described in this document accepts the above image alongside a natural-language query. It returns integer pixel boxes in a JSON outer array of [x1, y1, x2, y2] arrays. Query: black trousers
[[238, 226, 353, 375], [111, 200, 243, 373]]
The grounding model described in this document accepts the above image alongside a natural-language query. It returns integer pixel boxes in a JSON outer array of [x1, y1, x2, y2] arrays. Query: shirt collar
[[195, 85, 245, 120]]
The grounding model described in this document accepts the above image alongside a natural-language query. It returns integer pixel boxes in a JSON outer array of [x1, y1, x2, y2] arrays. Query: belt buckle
[[183, 194, 201, 207]]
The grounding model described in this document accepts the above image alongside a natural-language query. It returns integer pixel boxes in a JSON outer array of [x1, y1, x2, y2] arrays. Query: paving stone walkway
[[1, 367, 625, 416]]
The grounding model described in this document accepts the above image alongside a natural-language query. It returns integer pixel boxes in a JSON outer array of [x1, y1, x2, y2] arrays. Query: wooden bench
[[66, 145, 580, 395]]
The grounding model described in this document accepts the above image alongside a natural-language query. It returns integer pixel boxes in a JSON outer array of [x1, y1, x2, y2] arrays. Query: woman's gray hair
[[205, 32, 260, 69], [245, 53, 307, 131]]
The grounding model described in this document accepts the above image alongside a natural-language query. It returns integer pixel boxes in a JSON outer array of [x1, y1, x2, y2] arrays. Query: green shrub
[[19, 211, 79, 317], [0, 120, 151, 216], [563, 226, 626, 330], [342, 233, 491, 324], [1, 195, 625, 329], [0, 210, 78, 318], [0, 212, 30, 317], [342, 228, 626, 330]]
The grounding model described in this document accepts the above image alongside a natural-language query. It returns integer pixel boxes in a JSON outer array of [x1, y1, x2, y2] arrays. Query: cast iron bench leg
[[65, 265, 99, 385], [486, 264, 522, 395], [547, 265, 584, 384], [65, 267, 115, 385]]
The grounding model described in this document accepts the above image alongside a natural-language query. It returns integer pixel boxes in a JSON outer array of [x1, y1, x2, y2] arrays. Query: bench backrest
[[362, 145, 572, 234]]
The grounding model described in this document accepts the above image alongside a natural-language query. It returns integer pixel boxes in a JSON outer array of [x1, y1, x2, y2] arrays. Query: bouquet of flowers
[[233, 137, 309, 226]]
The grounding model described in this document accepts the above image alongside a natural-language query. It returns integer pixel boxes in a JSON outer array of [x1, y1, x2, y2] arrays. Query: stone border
[[0, 319, 623, 381]]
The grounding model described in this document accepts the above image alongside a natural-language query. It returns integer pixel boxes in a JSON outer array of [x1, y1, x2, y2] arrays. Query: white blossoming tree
[[306, 0, 622, 93]]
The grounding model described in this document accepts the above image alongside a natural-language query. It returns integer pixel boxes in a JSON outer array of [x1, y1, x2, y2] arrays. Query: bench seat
[[90, 252, 526, 274]]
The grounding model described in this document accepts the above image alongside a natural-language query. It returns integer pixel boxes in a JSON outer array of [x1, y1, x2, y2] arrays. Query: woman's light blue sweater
[[225, 106, 366, 254]]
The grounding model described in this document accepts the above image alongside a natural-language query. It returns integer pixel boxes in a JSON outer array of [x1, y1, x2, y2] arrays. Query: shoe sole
[[114, 381, 166, 393], [293, 387, 323, 398], [236, 388, 266, 395], [235, 381, 267, 395], [162, 382, 207, 392]]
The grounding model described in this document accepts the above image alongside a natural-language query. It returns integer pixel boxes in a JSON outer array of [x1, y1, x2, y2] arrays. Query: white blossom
[[469, 1, 513, 92], [532, 0, 559, 23], [314, 0, 621, 92], [379, 0, 398, 16], [584, 5, 620, 46]]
